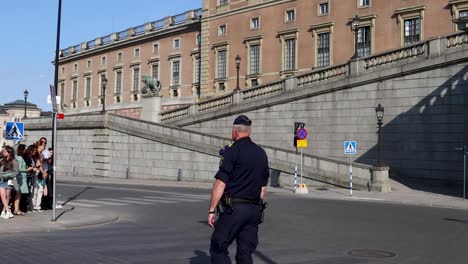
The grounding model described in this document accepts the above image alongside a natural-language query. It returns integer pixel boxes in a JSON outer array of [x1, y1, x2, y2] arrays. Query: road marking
[[58, 200, 100, 208], [143, 195, 204, 202], [344, 197, 385, 201], [122, 197, 177, 204], [100, 198, 154, 205], [77, 199, 132, 206]]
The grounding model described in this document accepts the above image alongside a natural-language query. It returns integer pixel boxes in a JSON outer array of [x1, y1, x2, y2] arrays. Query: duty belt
[[230, 198, 261, 205]]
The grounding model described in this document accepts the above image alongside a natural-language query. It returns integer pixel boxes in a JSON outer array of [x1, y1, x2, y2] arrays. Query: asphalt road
[[2, 182, 468, 264]]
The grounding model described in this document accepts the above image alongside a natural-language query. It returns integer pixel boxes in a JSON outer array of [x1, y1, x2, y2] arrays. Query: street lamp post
[[375, 103, 385, 167], [23, 89, 29, 119], [101, 76, 108, 113], [234, 55, 241, 92], [351, 15, 361, 60]]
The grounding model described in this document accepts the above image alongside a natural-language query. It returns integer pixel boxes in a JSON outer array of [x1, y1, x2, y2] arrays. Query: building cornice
[[206, 0, 296, 21]]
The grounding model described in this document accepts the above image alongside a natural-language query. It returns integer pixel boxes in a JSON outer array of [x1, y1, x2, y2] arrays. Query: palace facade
[[58, 0, 468, 116]]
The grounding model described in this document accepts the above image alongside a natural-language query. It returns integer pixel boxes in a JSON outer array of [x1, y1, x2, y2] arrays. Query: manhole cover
[[348, 249, 396, 258]]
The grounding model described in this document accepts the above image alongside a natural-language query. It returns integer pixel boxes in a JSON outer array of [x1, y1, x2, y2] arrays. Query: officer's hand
[[208, 213, 216, 228]]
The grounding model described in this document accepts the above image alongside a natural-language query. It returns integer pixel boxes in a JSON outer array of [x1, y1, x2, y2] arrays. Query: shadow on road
[[60, 186, 93, 206], [189, 250, 210, 264]]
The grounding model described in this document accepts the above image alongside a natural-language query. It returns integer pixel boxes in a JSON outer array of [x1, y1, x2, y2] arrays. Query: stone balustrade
[[446, 31, 468, 48], [60, 9, 202, 58], [198, 94, 233, 112], [363, 42, 427, 70], [160, 105, 191, 122], [242, 81, 285, 101], [297, 63, 348, 86]]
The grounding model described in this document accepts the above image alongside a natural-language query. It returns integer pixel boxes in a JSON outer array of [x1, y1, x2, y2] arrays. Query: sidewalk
[[59, 176, 468, 211], [0, 206, 119, 234]]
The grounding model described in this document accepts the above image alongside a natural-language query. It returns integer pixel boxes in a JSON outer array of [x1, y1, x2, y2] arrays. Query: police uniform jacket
[[215, 137, 269, 201]]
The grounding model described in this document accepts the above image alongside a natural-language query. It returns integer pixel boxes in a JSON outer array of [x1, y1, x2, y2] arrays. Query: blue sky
[[0, 0, 201, 111]]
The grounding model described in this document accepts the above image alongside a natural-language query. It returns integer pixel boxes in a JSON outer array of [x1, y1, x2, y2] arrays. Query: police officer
[[208, 114, 270, 264]]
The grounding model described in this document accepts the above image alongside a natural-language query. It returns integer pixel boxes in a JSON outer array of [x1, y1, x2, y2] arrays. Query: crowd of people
[[0, 137, 57, 219]]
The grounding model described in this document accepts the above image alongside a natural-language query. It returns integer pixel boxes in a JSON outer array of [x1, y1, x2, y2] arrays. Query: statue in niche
[[141, 75, 161, 97]]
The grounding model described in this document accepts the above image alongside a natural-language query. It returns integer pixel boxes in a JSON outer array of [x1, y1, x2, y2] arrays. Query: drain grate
[[348, 249, 396, 258]]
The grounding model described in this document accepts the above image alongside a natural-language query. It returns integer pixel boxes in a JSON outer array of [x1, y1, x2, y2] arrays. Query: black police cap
[[233, 115, 252, 126]]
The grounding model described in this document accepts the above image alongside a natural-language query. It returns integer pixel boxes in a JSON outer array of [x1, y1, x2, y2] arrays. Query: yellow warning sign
[[296, 139, 308, 148]]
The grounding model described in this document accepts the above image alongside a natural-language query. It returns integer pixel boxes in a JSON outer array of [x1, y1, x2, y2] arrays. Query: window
[[152, 43, 159, 54], [460, 10, 468, 17], [61, 67, 65, 75], [196, 33, 201, 46], [395, 6, 424, 46], [152, 63, 159, 80], [194, 56, 200, 83], [101, 56, 106, 65], [115, 71, 122, 95], [285, 9, 295, 22], [132, 68, 140, 91], [117, 52, 122, 62], [217, 50, 227, 79], [284, 38, 296, 71], [319, 2, 329, 15], [60, 83, 65, 106], [85, 77, 91, 99], [250, 44, 260, 75], [87, 60, 91, 68], [219, 0, 228, 6], [359, 0, 370, 7], [72, 79, 78, 101], [251, 17, 260, 29], [357, 26, 371, 57], [171, 60, 180, 86], [251, 79, 258, 87], [134, 48, 140, 58], [99, 74, 106, 105], [73, 64, 78, 71], [219, 25, 227, 36], [173, 39, 180, 49], [317, 32, 330, 67], [404, 18, 420, 46]]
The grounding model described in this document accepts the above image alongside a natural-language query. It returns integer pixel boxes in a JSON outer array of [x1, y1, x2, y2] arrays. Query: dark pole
[[52, 0, 62, 150], [375, 103, 385, 167], [197, 15, 202, 99], [23, 90, 28, 119], [234, 55, 241, 91], [51, 0, 62, 222], [377, 119, 383, 166], [101, 76, 107, 114]]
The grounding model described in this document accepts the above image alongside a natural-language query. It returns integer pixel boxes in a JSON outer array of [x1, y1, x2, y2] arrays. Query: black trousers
[[210, 203, 262, 264]]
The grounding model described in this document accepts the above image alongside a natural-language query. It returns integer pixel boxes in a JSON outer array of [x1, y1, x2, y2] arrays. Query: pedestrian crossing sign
[[344, 141, 357, 155], [5, 122, 24, 141]]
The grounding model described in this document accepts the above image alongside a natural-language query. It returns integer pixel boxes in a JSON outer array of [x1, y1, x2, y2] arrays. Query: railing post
[[428, 36, 447, 57], [189, 104, 198, 115], [285, 77, 296, 91], [111, 33, 118, 42], [349, 58, 364, 75], [144, 22, 153, 33], [233, 91, 242, 104], [95, 37, 102, 46], [80, 42, 87, 51]]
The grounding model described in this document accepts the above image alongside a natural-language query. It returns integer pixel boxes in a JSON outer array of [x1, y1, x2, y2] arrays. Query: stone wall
[[164, 34, 468, 184], [24, 114, 389, 191]]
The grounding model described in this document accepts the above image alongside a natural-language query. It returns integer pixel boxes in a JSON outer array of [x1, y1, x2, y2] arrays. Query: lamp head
[[24, 89, 29, 98], [102, 76, 108, 86], [375, 103, 384, 122], [352, 15, 360, 31], [235, 55, 241, 66]]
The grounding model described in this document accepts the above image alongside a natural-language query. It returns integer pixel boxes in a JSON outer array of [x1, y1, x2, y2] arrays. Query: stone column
[[141, 95, 162, 123]]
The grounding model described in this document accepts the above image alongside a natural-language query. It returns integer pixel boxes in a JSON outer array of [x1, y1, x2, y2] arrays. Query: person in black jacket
[[208, 115, 270, 264]]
